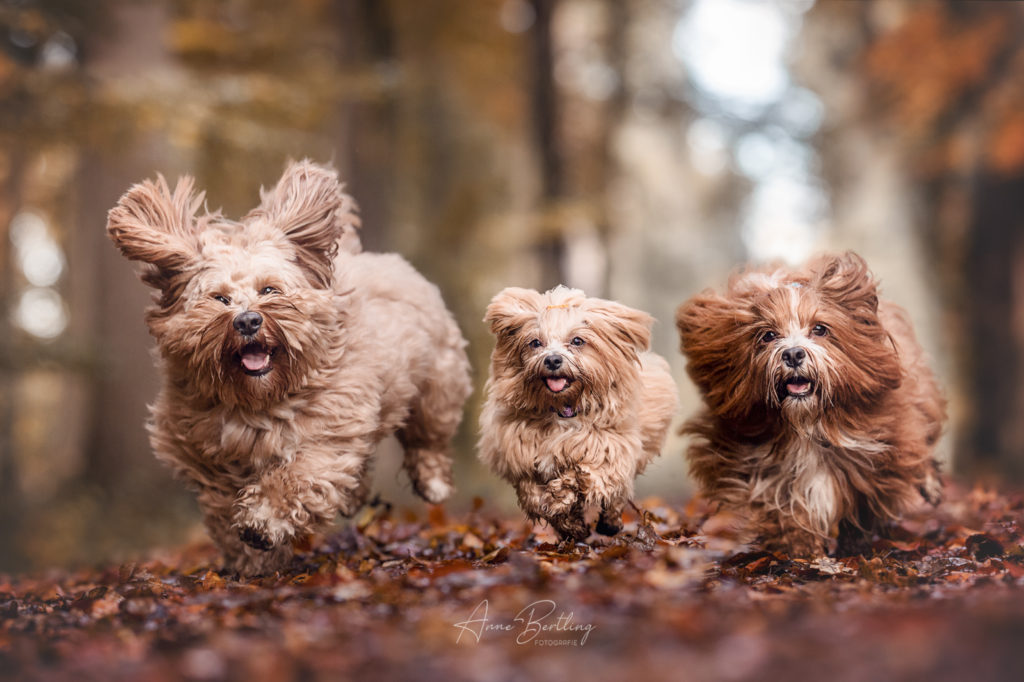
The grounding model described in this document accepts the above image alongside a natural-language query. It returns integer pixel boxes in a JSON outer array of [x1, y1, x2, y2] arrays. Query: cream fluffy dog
[[677, 252, 944, 556], [479, 286, 678, 541], [107, 160, 471, 575]]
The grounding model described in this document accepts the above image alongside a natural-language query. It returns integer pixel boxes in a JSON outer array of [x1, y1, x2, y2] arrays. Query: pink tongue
[[787, 381, 810, 394], [546, 377, 568, 393], [242, 351, 270, 372]]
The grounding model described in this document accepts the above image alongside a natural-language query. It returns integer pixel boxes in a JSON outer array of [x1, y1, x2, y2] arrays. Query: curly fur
[[479, 286, 678, 541], [677, 252, 945, 556], [107, 160, 471, 574]]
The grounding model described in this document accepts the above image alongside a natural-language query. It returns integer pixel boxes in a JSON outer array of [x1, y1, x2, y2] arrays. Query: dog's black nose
[[543, 354, 563, 371], [782, 347, 806, 368], [233, 311, 263, 336]]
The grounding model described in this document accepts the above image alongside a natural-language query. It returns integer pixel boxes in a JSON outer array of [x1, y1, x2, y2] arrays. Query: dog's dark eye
[[570, 336, 585, 347], [529, 339, 542, 349], [760, 330, 777, 344], [213, 294, 230, 305], [811, 324, 828, 337], [259, 286, 279, 296]]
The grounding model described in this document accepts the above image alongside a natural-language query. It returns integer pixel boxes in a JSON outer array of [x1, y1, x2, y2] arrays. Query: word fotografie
[[454, 599, 595, 646]]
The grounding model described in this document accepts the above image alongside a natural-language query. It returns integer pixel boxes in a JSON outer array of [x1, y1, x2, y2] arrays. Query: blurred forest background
[[1, 0, 1022, 572]]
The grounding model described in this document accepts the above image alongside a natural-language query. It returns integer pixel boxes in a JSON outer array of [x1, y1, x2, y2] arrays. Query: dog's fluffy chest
[[748, 436, 839, 532], [523, 419, 581, 477], [786, 439, 838, 531], [217, 409, 297, 469]]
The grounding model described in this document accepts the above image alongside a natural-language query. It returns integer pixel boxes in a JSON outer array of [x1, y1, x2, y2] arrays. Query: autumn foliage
[[3, 486, 1024, 681], [862, 2, 1024, 176]]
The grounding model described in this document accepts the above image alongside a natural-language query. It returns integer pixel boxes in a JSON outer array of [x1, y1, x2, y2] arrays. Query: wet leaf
[[965, 533, 1004, 561]]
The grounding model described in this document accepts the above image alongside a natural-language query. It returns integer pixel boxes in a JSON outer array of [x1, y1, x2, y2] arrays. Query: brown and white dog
[[479, 286, 678, 541], [107, 160, 471, 574], [676, 252, 944, 556]]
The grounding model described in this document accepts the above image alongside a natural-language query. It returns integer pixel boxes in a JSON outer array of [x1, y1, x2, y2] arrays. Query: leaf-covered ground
[[3, 486, 1024, 682]]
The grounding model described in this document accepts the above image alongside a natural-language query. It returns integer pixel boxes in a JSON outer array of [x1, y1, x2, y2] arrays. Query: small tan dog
[[479, 286, 678, 541], [107, 160, 471, 575], [676, 252, 944, 556]]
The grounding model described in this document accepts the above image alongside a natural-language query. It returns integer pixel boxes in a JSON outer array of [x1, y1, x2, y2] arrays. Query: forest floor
[[2, 485, 1024, 682]]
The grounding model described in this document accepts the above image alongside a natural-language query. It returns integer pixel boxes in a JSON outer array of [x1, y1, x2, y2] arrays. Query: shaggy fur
[[677, 252, 945, 556], [107, 160, 472, 575], [479, 286, 678, 541]]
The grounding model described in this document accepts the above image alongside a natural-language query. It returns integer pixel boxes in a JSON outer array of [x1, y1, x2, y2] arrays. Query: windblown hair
[[677, 252, 945, 556], [479, 286, 678, 541], [107, 160, 471, 575]]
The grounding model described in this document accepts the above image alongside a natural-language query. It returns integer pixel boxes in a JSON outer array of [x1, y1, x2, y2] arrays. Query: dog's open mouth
[[544, 376, 572, 393], [541, 376, 578, 417], [239, 343, 273, 376], [552, 404, 578, 419], [780, 377, 814, 399]]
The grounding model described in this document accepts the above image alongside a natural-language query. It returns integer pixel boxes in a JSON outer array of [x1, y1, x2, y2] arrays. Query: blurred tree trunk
[[963, 173, 1024, 479], [530, 0, 566, 289], [336, 0, 397, 254], [78, 2, 172, 490], [0, 155, 25, 568], [807, 0, 1024, 480]]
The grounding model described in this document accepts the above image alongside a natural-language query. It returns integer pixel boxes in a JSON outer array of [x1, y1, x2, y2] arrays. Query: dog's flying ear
[[106, 175, 203, 290], [253, 160, 360, 288], [676, 288, 761, 420], [484, 287, 543, 337], [811, 251, 880, 319], [588, 299, 653, 357]]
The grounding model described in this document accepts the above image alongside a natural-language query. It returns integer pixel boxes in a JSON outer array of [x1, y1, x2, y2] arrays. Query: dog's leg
[[596, 496, 626, 536], [232, 447, 368, 551], [515, 478, 559, 519], [347, 459, 374, 516], [835, 495, 877, 557], [575, 457, 631, 538], [399, 440, 455, 505], [197, 487, 291, 576], [540, 472, 581, 517], [508, 475, 582, 541], [835, 519, 873, 557], [919, 460, 944, 506], [397, 346, 469, 504], [758, 513, 828, 557], [550, 506, 589, 543], [541, 469, 591, 542]]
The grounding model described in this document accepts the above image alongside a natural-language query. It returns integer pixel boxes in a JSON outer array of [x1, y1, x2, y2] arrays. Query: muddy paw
[[540, 477, 578, 516], [834, 521, 874, 558], [553, 515, 590, 543], [764, 531, 826, 558], [239, 526, 273, 551], [595, 517, 622, 537], [573, 467, 592, 494]]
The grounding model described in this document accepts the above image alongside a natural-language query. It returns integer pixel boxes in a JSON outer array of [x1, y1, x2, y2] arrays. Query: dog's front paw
[[764, 529, 827, 558], [225, 543, 294, 576], [552, 514, 590, 543], [920, 471, 943, 506], [573, 467, 592, 494], [233, 486, 296, 551], [239, 526, 274, 551], [595, 516, 622, 537], [540, 476, 578, 516]]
